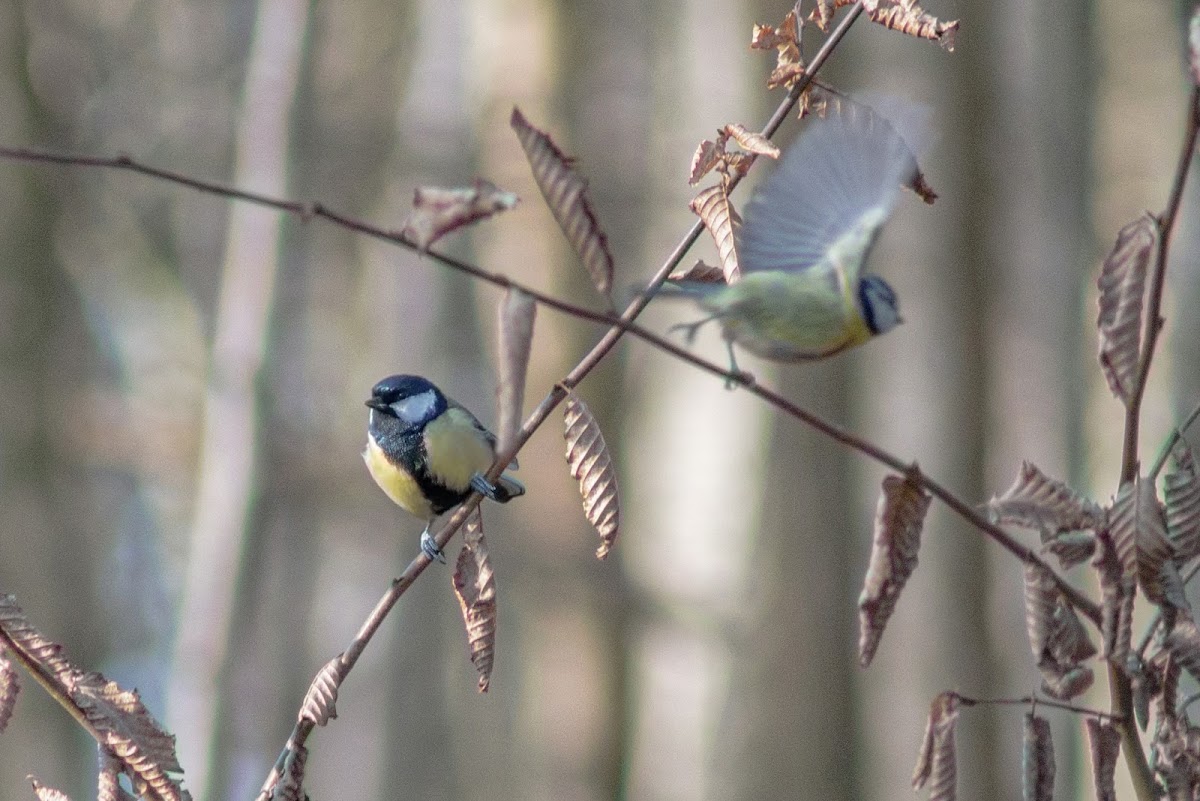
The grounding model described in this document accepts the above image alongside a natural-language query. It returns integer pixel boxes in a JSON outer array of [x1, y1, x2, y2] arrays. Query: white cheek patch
[[391, 389, 438, 424]]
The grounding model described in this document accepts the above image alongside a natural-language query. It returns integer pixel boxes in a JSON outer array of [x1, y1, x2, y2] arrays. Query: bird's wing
[[446, 398, 519, 470], [737, 100, 924, 282]]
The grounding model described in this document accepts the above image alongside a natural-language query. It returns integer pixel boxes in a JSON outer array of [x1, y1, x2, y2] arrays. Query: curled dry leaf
[[1022, 712, 1055, 801], [1096, 214, 1157, 404], [858, 469, 931, 667], [989, 461, 1103, 534], [689, 185, 742, 284], [1093, 527, 1134, 666], [97, 748, 137, 801], [510, 108, 615, 303], [563, 391, 620, 559], [1040, 530, 1096, 571], [1085, 718, 1121, 801], [496, 287, 536, 454], [722, 124, 781, 159], [299, 656, 343, 726], [808, 0, 842, 31], [1109, 476, 1177, 607], [452, 509, 497, 691], [0, 650, 17, 734], [29, 778, 72, 801], [912, 691, 961, 801], [689, 139, 723, 185], [0, 594, 71, 678], [751, 10, 805, 89], [274, 743, 308, 801], [1164, 616, 1200, 685], [668, 260, 727, 285], [1164, 441, 1200, 561], [1023, 563, 1096, 700], [867, 1, 959, 51], [402, 179, 518, 252]]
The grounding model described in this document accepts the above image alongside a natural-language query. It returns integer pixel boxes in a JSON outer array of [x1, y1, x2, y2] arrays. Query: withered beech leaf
[[689, 139, 723, 186], [1085, 718, 1120, 801], [751, 9, 800, 51], [29, 778, 71, 801], [722, 124, 780, 159], [496, 287, 536, 455], [274, 743, 308, 801], [912, 691, 961, 800], [452, 509, 496, 692], [1040, 530, 1096, 571], [1022, 712, 1055, 801], [510, 108, 615, 303], [1164, 616, 1200, 685], [1164, 441, 1200, 562], [1096, 214, 1157, 404], [299, 656, 342, 727], [70, 672, 187, 801], [989, 461, 1103, 534], [867, 1, 959, 51], [1023, 563, 1096, 700], [858, 469, 931, 667], [1041, 666, 1094, 701], [1092, 527, 1133, 665], [563, 391, 620, 559], [668, 260, 727, 285], [0, 594, 71, 679], [689, 185, 742, 284], [0, 650, 17, 734], [1109, 476, 1176, 607], [402, 179, 518, 252]]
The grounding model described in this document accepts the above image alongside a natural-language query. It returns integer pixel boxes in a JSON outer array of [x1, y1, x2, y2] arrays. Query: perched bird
[[668, 102, 925, 375], [363, 374, 524, 562]]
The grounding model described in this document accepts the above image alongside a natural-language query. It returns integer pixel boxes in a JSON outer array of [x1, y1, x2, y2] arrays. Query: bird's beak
[[365, 398, 389, 412]]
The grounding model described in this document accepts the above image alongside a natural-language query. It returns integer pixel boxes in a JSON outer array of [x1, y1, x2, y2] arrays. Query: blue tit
[[363, 374, 524, 562], [670, 103, 923, 375]]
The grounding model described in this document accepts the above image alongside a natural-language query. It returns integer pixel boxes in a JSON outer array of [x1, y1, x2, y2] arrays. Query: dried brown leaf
[[722, 123, 780, 159], [989, 461, 1103, 534], [299, 656, 342, 726], [858, 468, 931, 667], [912, 691, 961, 800], [1097, 214, 1157, 404], [274, 743, 308, 801], [1023, 712, 1055, 801], [767, 61, 808, 91], [402, 179, 518, 252], [689, 139, 723, 185], [1110, 476, 1177, 607], [1023, 563, 1096, 670], [1164, 616, 1200, 685], [689, 184, 742, 284], [496, 287, 536, 454], [511, 108, 615, 303], [29, 778, 71, 801], [0, 594, 72, 679], [668, 260, 727, 285], [1093, 527, 1134, 665], [0, 650, 17, 734], [1041, 665, 1094, 701], [867, 1, 959, 51], [1040, 530, 1097, 571], [1085, 718, 1121, 801], [452, 509, 497, 692], [1190, 8, 1200, 86], [751, 9, 800, 50], [563, 391, 620, 559], [1164, 442, 1200, 561]]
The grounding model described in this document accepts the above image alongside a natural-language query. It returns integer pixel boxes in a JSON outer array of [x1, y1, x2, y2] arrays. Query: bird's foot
[[420, 529, 446, 564]]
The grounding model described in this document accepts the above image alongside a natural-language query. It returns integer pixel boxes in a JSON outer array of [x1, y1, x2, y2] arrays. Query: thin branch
[[956, 692, 1123, 721], [1112, 85, 1200, 801], [1148, 398, 1200, 481]]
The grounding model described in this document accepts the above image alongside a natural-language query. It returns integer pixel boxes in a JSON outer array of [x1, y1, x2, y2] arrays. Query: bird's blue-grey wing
[[737, 101, 924, 279]]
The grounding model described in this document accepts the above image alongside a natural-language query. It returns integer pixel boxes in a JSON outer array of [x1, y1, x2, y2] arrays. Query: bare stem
[[1112, 85, 1200, 801]]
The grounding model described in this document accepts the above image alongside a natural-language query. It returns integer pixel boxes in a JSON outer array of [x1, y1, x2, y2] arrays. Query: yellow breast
[[422, 409, 497, 490], [363, 436, 435, 520]]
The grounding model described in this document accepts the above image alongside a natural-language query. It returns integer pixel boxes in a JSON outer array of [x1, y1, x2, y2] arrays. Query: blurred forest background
[[0, 0, 1198, 800]]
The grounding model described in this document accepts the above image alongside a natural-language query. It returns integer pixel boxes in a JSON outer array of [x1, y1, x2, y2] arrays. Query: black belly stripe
[[394, 427, 470, 515]]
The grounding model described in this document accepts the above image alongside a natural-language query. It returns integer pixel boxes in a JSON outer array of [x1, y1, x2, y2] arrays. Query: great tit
[[669, 101, 923, 373], [363, 374, 524, 562]]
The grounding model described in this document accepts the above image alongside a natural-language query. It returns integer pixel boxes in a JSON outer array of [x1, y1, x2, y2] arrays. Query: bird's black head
[[366, 374, 447, 427]]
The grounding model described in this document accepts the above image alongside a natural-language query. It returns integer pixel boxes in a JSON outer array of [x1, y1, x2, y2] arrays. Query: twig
[[954, 692, 1123, 721], [1112, 85, 1200, 801], [1148, 398, 1200, 481]]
